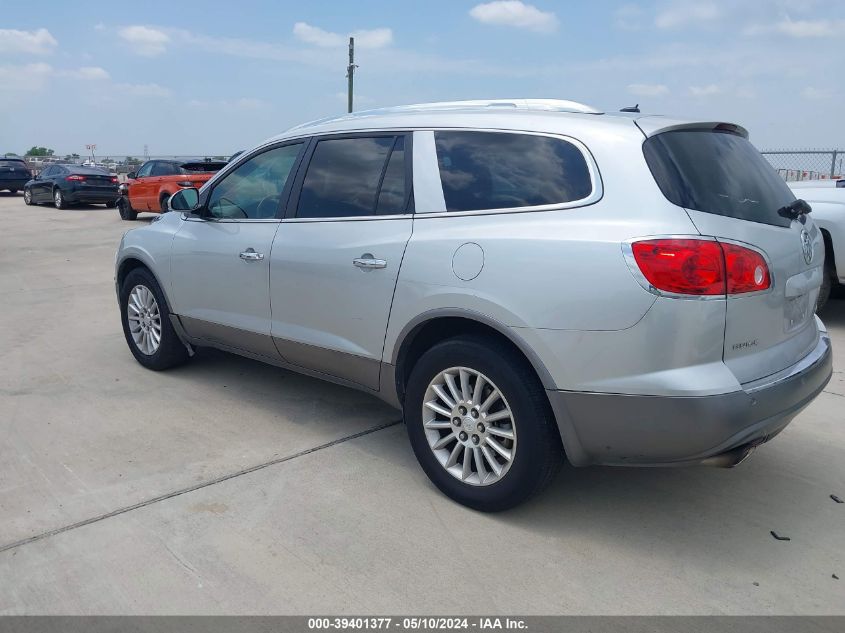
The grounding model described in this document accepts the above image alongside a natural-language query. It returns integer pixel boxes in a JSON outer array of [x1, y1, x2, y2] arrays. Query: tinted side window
[[434, 131, 592, 212], [643, 130, 794, 228], [375, 137, 407, 215], [151, 162, 178, 176], [297, 136, 404, 218], [40, 166, 54, 178], [207, 143, 303, 220], [136, 162, 154, 178]]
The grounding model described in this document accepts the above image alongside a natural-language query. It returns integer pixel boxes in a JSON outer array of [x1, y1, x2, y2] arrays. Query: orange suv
[[117, 159, 227, 220]]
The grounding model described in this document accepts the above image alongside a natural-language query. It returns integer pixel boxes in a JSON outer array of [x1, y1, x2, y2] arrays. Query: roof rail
[[288, 99, 603, 131]]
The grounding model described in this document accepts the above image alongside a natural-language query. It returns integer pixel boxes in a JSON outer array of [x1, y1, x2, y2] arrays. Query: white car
[[789, 180, 845, 309]]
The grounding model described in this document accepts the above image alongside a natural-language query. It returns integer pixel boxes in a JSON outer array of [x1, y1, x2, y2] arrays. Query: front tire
[[23, 189, 33, 205], [53, 188, 67, 209], [405, 335, 562, 512], [120, 267, 189, 370], [117, 197, 137, 220]]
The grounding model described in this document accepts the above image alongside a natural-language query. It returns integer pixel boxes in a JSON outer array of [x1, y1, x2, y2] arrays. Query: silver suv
[[116, 99, 832, 511]]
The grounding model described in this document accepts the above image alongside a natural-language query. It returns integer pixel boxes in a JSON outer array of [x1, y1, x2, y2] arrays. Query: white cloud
[[802, 86, 830, 100], [0, 28, 58, 55], [0, 63, 53, 93], [469, 1, 559, 33], [745, 18, 845, 38], [613, 5, 644, 31], [689, 84, 722, 96], [655, 2, 721, 29], [292, 22, 393, 49], [116, 82, 171, 97], [628, 83, 669, 96], [119, 25, 170, 56], [62, 66, 110, 80]]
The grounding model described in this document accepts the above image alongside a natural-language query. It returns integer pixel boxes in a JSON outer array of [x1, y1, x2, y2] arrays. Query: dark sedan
[[0, 158, 32, 193], [24, 164, 120, 209]]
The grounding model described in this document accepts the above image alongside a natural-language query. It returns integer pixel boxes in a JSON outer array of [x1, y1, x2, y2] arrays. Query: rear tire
[[105, 200, 117, 208], [159, 194, 170, 213], [404, 335, 562, 512], [117, 197, 137, 220], [120, 267, 189, 371], [53, 188, 67, 209], [9, 189, 17, 194], [817, 257, 834, 312]]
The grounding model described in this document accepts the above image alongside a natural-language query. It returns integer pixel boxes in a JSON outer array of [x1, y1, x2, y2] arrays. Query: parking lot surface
[[0, 192, 843, 614]]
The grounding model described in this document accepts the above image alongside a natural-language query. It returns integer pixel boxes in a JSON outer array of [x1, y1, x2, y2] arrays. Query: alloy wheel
[[24, 189, 31, 204], [422, 366, 517, 486], [127, 284, 162, 355]]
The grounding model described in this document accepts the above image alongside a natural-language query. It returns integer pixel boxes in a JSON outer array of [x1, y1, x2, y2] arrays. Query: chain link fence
[[761, 150, 843, 182]]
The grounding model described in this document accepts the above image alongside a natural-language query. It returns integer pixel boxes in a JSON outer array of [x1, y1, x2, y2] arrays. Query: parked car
[[115, 100, 832, 511], [117, 159, 228, 221], [789, 180, 845, 309], [24, 164, 119, 209], [0, 157, 32, 193]]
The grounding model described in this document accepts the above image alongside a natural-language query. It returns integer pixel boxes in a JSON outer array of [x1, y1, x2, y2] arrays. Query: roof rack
[[289, 99, 603, 131]]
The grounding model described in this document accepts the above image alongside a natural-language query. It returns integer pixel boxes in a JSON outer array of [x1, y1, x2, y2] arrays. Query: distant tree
[[125, 156, 141, 164], [25, 146, 55, 157]]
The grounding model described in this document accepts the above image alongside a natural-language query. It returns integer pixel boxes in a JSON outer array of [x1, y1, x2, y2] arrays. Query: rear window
[[0, 160, 27, 168], [434, 131, 592, 212], [643, 130, 796, 228]]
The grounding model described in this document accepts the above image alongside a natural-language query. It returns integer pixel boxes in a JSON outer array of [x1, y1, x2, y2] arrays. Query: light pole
[[346, 37, 357, 113]]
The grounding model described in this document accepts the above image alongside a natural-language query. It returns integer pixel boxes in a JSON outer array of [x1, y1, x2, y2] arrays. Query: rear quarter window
[[433, 131, 593, 212], [643, 130, 796, 228]]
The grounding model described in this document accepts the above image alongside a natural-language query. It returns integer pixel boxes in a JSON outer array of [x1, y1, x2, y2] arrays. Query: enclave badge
[[800, 229, 813, 265]]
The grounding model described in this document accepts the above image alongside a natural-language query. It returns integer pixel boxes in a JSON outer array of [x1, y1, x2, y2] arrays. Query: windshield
[[643, 130, 796, 228]]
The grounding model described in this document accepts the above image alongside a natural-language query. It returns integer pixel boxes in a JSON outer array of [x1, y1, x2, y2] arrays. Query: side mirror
[[169, 188, 200, 212], [127, 171, 137, 180]]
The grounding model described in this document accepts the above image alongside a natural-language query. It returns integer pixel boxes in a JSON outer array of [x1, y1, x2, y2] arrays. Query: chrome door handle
[[239, 248, 264, 261], [353, 254, 387, 270]]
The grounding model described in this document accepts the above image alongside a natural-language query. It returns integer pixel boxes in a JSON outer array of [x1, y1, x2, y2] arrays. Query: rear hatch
[[641, 122, 823, 384], [0, 160, 31, 181]]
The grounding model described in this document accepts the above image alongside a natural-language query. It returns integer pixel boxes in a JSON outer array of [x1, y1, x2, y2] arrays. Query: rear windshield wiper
[[777, 198, 812, 221]]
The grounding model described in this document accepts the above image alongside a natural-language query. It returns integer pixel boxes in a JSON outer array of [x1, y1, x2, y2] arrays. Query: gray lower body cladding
[[550, 331, 832, 467]]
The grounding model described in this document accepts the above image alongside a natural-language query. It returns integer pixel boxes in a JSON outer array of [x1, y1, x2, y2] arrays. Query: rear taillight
[[111, 176, 118, 183], [628, 238, 770, 297], [721, 243, 770, 293], [65, 174, 86, 181]]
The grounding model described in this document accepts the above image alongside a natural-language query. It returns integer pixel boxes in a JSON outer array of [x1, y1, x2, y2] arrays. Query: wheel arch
[[116, 252, 173, 309], [390, 309, 586, 464], [391, 310, 556, 397]]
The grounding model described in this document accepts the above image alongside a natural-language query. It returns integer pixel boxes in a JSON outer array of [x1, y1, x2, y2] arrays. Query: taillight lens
[[65, 174, 86, 181], [111, 176, 119, 183], [629, 238, 770, 297], [722, 243, 770, 293], [632, 239, 725, 295]]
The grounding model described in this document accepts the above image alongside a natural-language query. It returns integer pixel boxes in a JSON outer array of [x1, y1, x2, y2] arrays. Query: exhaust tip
[[700, 443, 756, 468]]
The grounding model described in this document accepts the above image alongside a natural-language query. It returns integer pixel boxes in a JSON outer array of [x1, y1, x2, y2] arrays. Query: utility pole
[[346, 37, 357, 113]]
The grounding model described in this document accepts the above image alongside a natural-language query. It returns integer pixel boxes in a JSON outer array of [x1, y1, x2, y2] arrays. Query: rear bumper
[[1, 179, 28, 190], [65, 189, 119, 203], [549, 325, 833, 467]]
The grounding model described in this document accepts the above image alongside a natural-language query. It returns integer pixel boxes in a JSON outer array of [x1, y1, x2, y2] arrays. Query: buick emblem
[[800, 229, 813, 265]]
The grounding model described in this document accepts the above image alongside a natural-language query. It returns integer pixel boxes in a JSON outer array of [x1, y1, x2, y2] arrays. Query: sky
[[1, 0, 843, 157]]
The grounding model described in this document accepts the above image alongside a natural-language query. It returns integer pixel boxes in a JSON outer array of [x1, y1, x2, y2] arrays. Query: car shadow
[[819, 295, 845, 327]]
